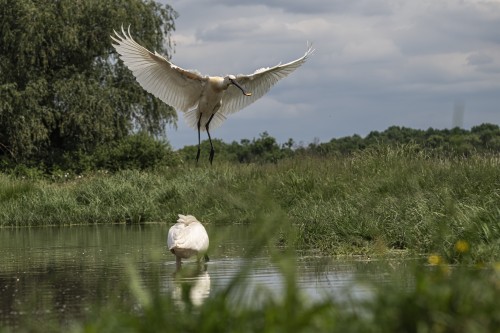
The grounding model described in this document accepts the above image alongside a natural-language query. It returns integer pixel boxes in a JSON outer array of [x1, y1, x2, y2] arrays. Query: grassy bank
[[1, 145, 499, 261]]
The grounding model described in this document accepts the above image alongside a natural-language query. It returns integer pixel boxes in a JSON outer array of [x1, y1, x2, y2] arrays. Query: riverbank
[[1, 145, 499, 262]]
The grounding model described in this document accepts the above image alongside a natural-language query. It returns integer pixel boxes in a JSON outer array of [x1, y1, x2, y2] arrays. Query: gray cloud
[[207, 0, 394, 15], [467, 53, 493, 66], [393, 4, 500, 56]]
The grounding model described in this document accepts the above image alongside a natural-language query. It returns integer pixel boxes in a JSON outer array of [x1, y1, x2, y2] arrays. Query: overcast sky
[[159, 0, 500, 149]]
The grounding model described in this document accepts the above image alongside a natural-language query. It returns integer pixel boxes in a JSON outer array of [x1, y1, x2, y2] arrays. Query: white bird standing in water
[[167, 214, 209, 267], [111, 26, 314, 164]]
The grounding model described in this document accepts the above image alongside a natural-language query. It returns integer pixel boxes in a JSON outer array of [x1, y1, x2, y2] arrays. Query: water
[[0, 224, 412, 328]]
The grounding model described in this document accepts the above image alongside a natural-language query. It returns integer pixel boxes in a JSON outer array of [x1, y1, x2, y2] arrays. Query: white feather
[[111, 26, 204, 113], [219, 46, 314, 116]]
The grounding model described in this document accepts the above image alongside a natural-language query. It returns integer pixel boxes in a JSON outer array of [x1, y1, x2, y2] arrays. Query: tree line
[[306, 123, 500, 157], [5, 123, 499, 174], [177, 124, 500, 164]]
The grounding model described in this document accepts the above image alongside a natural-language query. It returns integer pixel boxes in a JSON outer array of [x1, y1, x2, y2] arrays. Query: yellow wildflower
[[428, 254, 442, 266], [455, 240, 470, 253]]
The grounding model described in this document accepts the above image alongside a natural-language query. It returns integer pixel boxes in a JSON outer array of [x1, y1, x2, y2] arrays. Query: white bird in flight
[[111, 26, 314, 164], [167, 214, 209, 268]]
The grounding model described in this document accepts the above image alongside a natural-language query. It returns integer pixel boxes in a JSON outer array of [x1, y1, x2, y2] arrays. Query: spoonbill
[[111, 26, 314, 164], [167, 214, 209, 267]]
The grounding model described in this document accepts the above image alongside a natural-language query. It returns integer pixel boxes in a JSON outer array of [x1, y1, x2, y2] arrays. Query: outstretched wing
[[111, 26, 205, 113], [218, 45, 314, 116]]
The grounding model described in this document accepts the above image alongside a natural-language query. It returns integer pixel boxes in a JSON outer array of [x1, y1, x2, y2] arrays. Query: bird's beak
[[230, 79, 252, 96]]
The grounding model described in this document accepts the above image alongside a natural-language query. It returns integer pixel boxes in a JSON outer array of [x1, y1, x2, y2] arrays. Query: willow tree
[[0, 0, 177, 167]]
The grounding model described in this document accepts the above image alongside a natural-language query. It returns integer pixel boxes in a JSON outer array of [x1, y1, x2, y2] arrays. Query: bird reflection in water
[[171, 262, 211, 308]]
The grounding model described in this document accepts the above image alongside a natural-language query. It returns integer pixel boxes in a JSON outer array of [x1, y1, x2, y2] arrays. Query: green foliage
[[1, 147, 499, 263], [177, 124, 500, 165], [367, 264, 500, 333], [0, 0, 178, 167], [177, 132, 291, 164], [309, 124, 500, 157], [236, 131, 289, 163], [1, 146, 500, 332], [93, 132, 179, 171]]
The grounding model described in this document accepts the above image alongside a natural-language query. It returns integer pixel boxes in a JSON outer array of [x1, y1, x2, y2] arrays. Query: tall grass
[[1, 145, 499, 261], [1, 146, 500, 332]]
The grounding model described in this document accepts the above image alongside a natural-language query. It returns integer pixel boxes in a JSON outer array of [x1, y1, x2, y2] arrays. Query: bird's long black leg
[[205, 113, 216, 165], [196, 113, 202, 164]]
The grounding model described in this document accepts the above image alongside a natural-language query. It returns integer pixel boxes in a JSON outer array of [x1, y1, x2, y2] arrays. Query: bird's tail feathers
[[184, 110, 227, 132], [177, 214, 199, 224]]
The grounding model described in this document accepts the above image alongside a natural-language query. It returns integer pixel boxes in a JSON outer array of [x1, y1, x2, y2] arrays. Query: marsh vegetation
[[2, 144, 499, 261], [1, 143, 500, 331]]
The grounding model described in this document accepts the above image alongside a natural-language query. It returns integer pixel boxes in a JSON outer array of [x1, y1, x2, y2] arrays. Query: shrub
[[94, 132, 179, 171]]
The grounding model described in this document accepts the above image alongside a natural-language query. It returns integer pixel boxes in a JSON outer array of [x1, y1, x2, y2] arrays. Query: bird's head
[[226, 75, 252, 96]]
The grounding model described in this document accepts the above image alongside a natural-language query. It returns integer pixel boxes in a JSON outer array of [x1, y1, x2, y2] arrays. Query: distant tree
[[471, 123, 500, 149], [176, 132, 294, 164], [304, 123, 500, 158], [365, 130, 382, 145], [177, 124, 500, 165], [0, 0, 178, 169], [282, 138, 295, 150], [236, 132, 283, 163], [280, 138, 295, 158], [425, 135, 445, 149]]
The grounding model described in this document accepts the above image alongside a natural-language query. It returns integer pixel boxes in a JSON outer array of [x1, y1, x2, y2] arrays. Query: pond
[[0, 224, 413, 329]]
